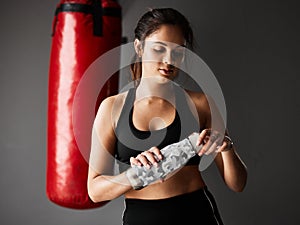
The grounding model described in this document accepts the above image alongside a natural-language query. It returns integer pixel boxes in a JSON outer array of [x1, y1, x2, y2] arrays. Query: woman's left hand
[[196, 128, 233, 156]]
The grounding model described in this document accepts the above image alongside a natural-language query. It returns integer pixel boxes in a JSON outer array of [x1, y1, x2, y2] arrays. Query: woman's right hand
[[130, 147, 163, 169]]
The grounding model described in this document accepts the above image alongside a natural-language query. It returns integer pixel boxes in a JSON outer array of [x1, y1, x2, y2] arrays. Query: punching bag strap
[[92, 0, 103, 36], [52, 1, 121, 37]]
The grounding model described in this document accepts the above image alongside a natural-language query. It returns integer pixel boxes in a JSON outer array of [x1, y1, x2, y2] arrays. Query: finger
[[216, 142, 226, 153], [130, 156, 142, 167], [198, 133, 220, 156], [196, 129, 210, 146], [206, 130, 223, 150], [205, 141, 219, 155], [136, 154, 151, 168], [198, 140, 209, 156], [149, 147, 163, 161], [216, 140, 230, 153], [202, 134, 215, 152], [141, 151, 159, 167]]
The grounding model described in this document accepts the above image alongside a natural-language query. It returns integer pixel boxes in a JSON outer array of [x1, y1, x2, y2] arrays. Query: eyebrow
[[152, 41, 186, 48]]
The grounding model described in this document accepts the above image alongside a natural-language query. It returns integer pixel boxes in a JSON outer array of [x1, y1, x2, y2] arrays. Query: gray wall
[[0, 0, 299, 224]]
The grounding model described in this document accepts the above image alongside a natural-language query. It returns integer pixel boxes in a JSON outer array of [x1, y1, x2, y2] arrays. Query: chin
[[157, 75, 174, 83]]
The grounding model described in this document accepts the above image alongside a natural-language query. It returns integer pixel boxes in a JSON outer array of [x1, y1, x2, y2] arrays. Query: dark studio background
[[0, 0, 299, 224]]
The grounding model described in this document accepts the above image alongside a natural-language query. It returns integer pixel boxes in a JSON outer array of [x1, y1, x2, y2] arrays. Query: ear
[[134, 39, 143, 57]]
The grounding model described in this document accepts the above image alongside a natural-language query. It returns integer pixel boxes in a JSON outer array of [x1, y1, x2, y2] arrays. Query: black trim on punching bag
[[92, 0, 103, 36], [53, 1, 121, 36]]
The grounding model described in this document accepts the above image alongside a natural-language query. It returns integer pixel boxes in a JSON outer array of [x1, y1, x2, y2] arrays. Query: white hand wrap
[[125, 133, 202, 190]]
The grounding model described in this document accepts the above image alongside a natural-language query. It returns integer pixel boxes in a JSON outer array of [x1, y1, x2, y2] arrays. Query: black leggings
[[122, 187, 224, 225]]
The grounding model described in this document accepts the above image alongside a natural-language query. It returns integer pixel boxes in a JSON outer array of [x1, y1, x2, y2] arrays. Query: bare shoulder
[[99, 92, 127, 110], [184, 89, 211, 129], [185, 89, 210, 112], [96, 91, 129, 127]]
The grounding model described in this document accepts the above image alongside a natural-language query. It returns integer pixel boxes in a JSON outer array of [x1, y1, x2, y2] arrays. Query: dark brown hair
[[130, 8, 194, 82]]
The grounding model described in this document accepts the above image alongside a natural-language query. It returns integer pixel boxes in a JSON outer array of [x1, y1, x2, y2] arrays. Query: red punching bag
[[46, 0, 122, 209]]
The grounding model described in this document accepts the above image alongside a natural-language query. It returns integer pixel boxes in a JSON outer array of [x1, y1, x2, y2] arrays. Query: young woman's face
[[136, 25, 186, 82]]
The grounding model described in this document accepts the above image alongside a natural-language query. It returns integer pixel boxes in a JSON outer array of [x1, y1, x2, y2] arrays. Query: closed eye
[[152, 46, 166, 53]]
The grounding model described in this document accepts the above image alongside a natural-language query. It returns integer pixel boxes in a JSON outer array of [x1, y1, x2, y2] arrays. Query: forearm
[[88, 135, 199, 201], [220, 148, 248, 192], [88, 172, 133, 202], [126, 133, 201, 190]]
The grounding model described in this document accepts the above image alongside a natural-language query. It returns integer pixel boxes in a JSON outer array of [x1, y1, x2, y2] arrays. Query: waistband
[[125, 186, 209, 205]]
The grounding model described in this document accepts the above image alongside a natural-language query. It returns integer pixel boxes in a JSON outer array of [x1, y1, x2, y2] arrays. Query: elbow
[[87, 185, 100, 203], [230, 175, 248, 193], [231, 183, 246, 193], [87, 179, 118, 203], [227, 181, 247, 193], [88, 190, 99, 203], [226, 171, 248, 193], [88, 192, 110, 206], [88, 187, 111, 203], [87, 181, 108, 203]]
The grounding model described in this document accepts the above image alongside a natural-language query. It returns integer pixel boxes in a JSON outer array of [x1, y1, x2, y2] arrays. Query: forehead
[[145, 24, 185, 46]]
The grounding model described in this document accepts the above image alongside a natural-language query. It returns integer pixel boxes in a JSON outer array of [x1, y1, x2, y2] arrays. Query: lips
[[158, 68, 174, 75]]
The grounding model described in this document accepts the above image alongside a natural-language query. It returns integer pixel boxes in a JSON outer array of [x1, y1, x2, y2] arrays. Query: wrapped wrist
[[187, 132, 202, 154], [125, 167, 144, 190]]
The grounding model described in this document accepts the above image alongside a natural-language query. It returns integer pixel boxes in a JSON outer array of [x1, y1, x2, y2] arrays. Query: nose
[[163, 50, 174, 65]]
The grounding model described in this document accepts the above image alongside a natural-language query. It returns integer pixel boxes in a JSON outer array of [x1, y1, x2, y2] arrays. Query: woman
[[88, 8, 247, 225]]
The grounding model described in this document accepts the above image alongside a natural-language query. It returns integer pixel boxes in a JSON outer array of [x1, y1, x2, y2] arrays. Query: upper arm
[[88, 96, 117, 179], [187, 91, 212, 130], [197, 93, 226, 133]]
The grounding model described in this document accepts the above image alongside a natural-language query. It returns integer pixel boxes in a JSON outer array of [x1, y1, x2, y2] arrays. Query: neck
[[135, 77, 176, 105]]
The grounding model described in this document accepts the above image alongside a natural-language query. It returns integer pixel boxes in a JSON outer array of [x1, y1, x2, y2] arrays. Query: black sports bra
[[114, 85, 201, 172]]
